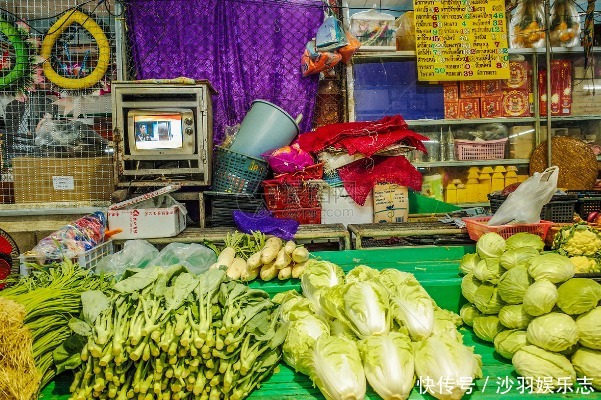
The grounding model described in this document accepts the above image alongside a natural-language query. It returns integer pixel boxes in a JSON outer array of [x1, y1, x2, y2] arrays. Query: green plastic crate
[[39, 246, 597, 400]]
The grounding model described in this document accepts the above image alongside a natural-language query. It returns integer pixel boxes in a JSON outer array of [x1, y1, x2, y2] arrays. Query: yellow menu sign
[[413, 0, 510, 81]]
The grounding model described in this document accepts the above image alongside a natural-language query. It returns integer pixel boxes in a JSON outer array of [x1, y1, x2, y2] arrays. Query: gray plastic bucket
[[229, 100, 300, 158]]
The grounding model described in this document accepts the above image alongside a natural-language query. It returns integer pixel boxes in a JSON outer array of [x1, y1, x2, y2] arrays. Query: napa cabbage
[[389, 281, 435, 341], [282, 314, 330, 375]]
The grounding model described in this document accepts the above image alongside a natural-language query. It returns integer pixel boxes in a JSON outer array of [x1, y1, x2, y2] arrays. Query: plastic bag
[[549, 0, 581, 48], [395, 11, 415, 51], [338, 29, 361, 64], [509, 0, 545, 48], [95, 239, 159, 278], [262, 143, 314, 174], [301, 40, 341, 77], [488, 166, 559, 226], [148, 242, 217, 276], [315, 15, 348, 51]]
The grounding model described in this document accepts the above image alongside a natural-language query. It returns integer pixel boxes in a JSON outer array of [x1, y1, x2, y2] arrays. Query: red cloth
[[337, 155, 422, 206], [296, 115, 429, 156]]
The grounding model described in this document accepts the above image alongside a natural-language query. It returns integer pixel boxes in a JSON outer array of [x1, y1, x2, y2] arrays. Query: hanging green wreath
[[41, 10, 111, 90], [0, 17, 30, 89]]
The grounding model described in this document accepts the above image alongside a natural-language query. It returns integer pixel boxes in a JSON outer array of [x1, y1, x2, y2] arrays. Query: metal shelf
[[407, 117, 537, 126], [541, 115, 601, 122], [414, 159, 530, 168]]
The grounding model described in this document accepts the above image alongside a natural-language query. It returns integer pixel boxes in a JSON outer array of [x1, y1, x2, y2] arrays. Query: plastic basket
[[455, 138, 508, 161], [19, 240, 115, 276], [462, 217, 554, 241], [272, 207, 321, 224], [262, 181, 320, 210], [566, 190, 601, 219], [488, 193, 578, 223], [212, 146, 269, 194]]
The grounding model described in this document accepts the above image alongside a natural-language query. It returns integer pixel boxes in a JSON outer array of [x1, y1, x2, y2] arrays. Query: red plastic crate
[[462, 216, 554, 241], [272, 207, 321, 224], [263, 181, 320, 210]]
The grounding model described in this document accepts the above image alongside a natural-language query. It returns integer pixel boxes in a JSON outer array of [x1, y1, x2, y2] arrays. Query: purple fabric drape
[[125, 0, 323, 143]]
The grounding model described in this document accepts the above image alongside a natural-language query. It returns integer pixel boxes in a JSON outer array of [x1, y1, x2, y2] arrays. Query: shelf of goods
[[39, 245, 599, 399]]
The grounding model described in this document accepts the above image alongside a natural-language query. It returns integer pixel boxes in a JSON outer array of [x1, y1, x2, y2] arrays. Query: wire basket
[[462, 217, 554, 241], [488, 193, 578, 223], [455, 138, 508, 160], [19, 240, 115, 276], [212, 146, 269, 194]]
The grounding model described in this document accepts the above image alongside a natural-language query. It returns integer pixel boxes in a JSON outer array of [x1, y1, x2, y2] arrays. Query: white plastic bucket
[[229, 100, 300, 158]]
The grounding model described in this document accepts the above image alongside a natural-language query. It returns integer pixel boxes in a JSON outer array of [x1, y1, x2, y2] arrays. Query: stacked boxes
[[571, 66, 601, 116], [539, 59, 572, 116], [443, 61, 534, 120]]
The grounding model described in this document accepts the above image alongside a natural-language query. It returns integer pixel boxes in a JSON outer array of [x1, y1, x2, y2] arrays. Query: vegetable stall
[[3, 227, 601, 400]]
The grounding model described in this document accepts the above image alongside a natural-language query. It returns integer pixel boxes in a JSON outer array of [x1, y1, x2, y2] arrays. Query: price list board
[[413, 0, 510, 81]]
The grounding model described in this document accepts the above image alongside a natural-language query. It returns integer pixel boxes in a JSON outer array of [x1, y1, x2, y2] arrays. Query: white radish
[[260, 237, 282, 264], [284, 240, 297, 255], [291, 246, 310, 263], [291, 261, 308, 279], [218, 247, 236, 268], [247, 251, 262, 269], [260, 262, 278, 281], [240, 265, 260, 282], [273, 248, 292, 270], [278, 266, 292, 280], [226, 257, 247, 280]]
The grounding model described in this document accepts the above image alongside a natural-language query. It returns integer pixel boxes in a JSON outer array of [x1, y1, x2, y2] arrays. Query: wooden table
[[347, 221, 469, 249], [113, 223, 351, 250]]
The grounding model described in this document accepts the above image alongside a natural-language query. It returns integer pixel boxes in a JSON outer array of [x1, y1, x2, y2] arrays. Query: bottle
[[446, 127, 455, 161], [439, 127, 447, 161], [315, 78, 342, 127]]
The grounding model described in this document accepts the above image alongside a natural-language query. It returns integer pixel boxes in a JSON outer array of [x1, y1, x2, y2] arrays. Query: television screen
[[133, 114, 183, 150]]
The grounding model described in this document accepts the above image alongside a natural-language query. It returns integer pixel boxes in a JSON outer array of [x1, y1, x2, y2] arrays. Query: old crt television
[[127, 109, 196, 156]]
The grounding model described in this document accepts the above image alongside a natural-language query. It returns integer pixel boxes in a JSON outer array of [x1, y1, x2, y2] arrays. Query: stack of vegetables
[[552, 222, 601, 274], [460, 230, 601, 392], [0, 259, 113, 399], [68, 266, 286, 400], [276, 260, 482, 400], [213, 231, 310, 281]]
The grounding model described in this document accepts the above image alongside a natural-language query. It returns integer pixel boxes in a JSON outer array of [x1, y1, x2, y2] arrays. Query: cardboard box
[[502, 89, 531, 117], [12, 156, 114, 203], [108, 185, 187, 239], [504, 61, 531, 90], [480, 96, 503, 118], [508, 125, 535, 159], [459, 81, 482, 98], [372, 184, 409, 223], [481, 80, 503, 97], [443, 83, 459, 103], [539, 60, 572, 116], [458, 98, 480, 119], [444, 102, 459, 119], [320, 186, 373, 227]]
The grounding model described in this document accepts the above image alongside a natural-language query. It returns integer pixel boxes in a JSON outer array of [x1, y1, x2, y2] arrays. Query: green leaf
[[114, 266, 162, 293], [53, 334, 88, 373], [81, 290, 111, 324], [68, 317, 92, 337]]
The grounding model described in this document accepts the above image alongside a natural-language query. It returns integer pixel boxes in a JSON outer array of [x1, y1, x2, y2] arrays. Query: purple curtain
[[124, 0, 323, 143]]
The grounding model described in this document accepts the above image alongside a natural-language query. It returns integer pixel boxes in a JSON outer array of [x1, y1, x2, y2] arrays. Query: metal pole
[[544, 0, 553, 168]]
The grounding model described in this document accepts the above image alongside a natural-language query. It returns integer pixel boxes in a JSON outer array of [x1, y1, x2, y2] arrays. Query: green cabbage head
[[526, 312, 579, 352], [571, 347, 601, 391], [497, 266, 533, 304], [522, 279, 558, 317], [505, 232, 545, 252], [414, 335, 482, 400], [461, 274, 481, 304], [557, 278, 601, 315], [476, 232, 506, 259], [302, 335, 366, 400], [473, 315, 504, 342], [282, 314, 330, 375], [459, 253, 481, 275], [498, 304, 533, 330], [473, 258, 505, 284], [460, 303, 481, 327], [576, 307, 601, 350], [528, 253, 575, 283], [494, 329, 528, 360], [512, 345, 576, 389], [473, 283, 505, 315], [500, 247, 540, 270], [358, 332, 415, 400]]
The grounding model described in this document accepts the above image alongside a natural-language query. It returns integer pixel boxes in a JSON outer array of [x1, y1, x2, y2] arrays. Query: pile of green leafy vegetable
[[0, 259, 113, 398], [275, 260, 482, 400], [552, 222, 601, 273], [461, 231, 601, 391], [66, 266, 285, 400]]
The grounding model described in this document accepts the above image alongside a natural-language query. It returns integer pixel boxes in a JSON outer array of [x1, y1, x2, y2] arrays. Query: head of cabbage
[[460, 303, 482, 327], [473, 283, 506, 315], [476, 232, 506, 259], [494, 329, 528, 360], [512, 345, 576, 390], [473, 315, 504, 343], [526, 312, 579, 353], [575, 307, 601, 350], [497, 266, 533, 305], [505, 232, 545, 252], [498, 304, 533, 330], [461, 274, 481, 304], [571, 347, 601, 391], [473, 258, 505, 285], [459, 253, 481, 275], [500, 247, 539, 270], [528, 253, 575, 284], [556, 278, 601, 316], [522, 279, 558, 317]]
